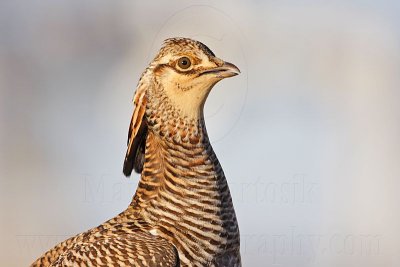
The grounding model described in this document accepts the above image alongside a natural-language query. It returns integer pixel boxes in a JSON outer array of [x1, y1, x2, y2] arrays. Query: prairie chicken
[[32, 37, 241, 267]]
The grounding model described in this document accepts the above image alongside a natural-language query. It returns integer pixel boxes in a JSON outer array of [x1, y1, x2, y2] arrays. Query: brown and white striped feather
[[49, 230, 179, 267]]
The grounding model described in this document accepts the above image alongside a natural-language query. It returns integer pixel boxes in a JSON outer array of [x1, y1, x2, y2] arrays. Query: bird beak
[[200, 61, 240, 79]]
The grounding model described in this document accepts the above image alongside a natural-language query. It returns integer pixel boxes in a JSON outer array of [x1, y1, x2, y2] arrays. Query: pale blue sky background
[[1, 1, 400, 266]]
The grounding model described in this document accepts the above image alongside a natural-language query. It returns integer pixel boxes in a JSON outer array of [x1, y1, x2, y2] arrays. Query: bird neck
[[128, 106, 236, 217], [127, 125, 240, 264], [123, 84, 240, 262], [125, 79, 237, 236], [130, 114, 227, 206]]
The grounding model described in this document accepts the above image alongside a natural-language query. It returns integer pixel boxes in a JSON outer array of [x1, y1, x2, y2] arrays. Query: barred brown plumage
[[32, 37, 241, 267]]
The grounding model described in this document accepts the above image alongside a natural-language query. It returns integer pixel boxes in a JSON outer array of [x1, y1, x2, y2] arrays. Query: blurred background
[[1, 1, 400, 266]]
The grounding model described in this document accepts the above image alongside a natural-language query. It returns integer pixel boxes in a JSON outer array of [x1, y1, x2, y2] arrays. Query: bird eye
[[177, 57, 191, 69]]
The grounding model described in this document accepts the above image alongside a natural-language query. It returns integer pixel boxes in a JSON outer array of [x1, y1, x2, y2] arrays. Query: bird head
[[147, 37, 240, 119], [123, 38, 239, 176]]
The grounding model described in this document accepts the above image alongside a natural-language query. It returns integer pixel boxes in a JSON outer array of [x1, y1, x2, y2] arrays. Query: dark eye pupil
[[178, 57, 191, 69]]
